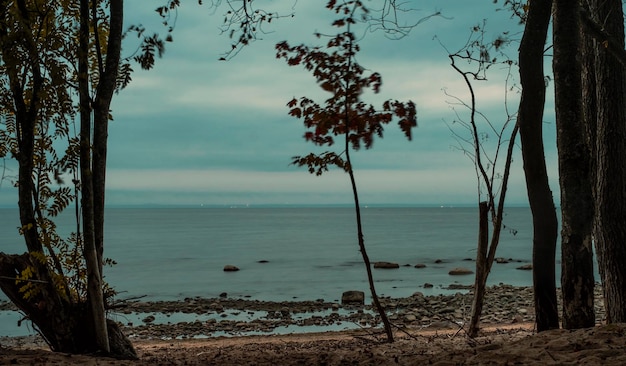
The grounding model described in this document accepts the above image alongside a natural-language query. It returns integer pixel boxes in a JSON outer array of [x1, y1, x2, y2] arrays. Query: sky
[[0, 1, 559, 207]]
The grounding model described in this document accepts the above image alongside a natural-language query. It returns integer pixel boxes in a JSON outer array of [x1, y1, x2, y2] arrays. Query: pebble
[[99, 285, 608, 340]]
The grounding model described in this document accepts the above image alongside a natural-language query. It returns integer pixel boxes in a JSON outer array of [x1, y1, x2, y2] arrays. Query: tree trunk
[[0, 253, 136, 358], [587, 0, 626, 323], [345, 147, 393, 342], [78, 0, 109, 353], [517, 0, 559, 332], [92, 0, 123, 276], [469, 201, 489, 337], [553, 0, 595, 329]]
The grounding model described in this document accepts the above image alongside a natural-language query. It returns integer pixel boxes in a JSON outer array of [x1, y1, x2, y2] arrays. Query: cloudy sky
[[1, 1, 559, 207]]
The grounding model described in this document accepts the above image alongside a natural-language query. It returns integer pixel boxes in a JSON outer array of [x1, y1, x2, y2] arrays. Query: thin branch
[[0, 276, 48, 284]]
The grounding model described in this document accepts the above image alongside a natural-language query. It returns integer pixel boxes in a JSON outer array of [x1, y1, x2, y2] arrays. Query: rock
[[516, 264, 533, 270], [223, 265, 240, 272], [373, 261, 400, 269], [142, 315, 155, 323], [414, 263, 426, 268], [447, 283, 473, 290], [428, 320, 452, 329], [434, 259, 443, 264], [423, 283, 434, 288], [405, 314, 417, 322], [258, 260, 269, 263], [449, 267, 474, 276], [341, 290, 365, 305], [440, 306, 456, 314], [496, 257, 509, 264], [219, 292, 228, 298], [209, 302, 224, 312]]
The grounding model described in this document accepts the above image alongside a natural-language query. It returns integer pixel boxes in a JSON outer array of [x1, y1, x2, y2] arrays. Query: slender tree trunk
[[469, 201, 489, 337], [78, 0, 109, 353], [553, 0, 595, 329], [92, 0, 123, 276], [587, 0, 626, 323], [449, 55, 519, 337], [0, 5, 44, 254], [517, 0, 559, 332], [345, 160, 393, 342]]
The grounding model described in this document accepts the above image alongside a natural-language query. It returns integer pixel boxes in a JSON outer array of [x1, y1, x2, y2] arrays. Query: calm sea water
[[0, 206, 554, 303]]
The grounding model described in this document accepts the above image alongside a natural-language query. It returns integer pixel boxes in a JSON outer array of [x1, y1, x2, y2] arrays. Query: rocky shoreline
[[0, 284, 607, 345]]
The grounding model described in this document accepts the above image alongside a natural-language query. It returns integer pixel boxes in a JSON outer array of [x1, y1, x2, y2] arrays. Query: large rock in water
[[223, 265, 240, 272], [341, 290, 365, 305], [373, 261, 400, 269], [448, 267, 474, 276]]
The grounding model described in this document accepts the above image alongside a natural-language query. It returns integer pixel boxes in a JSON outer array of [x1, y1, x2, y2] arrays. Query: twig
[[0, 275, 48, 284]]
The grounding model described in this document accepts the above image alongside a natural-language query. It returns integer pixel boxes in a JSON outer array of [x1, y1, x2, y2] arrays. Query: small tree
[[276, 0, 416, 343], [442, 23, 519, 337]]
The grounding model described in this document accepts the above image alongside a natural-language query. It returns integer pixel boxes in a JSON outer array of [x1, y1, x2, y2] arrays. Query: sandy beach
[[2, 285, 624, 365]]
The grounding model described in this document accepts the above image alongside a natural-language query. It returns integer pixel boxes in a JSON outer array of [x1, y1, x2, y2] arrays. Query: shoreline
[[2, 284, 623, 365], [0, 284, 607, 343]]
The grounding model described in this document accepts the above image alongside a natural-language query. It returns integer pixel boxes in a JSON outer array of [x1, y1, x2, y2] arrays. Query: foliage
[[276, 4, 416, 175], [153, 0, 293, 60], [0, 0, 125, 307]]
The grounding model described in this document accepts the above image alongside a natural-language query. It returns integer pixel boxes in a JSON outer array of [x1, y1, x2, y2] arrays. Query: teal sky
[[0, 1, 559, 207]]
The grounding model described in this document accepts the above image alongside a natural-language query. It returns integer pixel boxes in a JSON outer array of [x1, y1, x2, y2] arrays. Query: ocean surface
[[0, 206, 560, 304]]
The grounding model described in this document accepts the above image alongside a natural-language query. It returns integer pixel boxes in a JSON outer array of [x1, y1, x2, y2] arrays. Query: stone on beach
[[448, 267, 474, 276], [373, 261, 400, 269], [414, 263, 426, 268], [341, 290, 365, 305], [223, 265, 240, 272]]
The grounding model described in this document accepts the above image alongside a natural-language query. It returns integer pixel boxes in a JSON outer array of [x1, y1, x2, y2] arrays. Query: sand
[[2, 323, 626, 365]]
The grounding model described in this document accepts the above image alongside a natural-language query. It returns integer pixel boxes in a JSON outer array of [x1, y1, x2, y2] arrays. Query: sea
[[0, 205, 555, 305]]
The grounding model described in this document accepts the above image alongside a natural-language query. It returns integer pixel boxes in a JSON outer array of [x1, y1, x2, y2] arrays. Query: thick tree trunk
[[517, 0, 559, 332], [587, 0, 626, 323], [553, 0, 595, 329], [0, 253, 136, 358]]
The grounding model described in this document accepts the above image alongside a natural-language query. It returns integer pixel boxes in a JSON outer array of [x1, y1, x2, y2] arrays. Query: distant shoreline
[[0, 203, 535, 209]]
